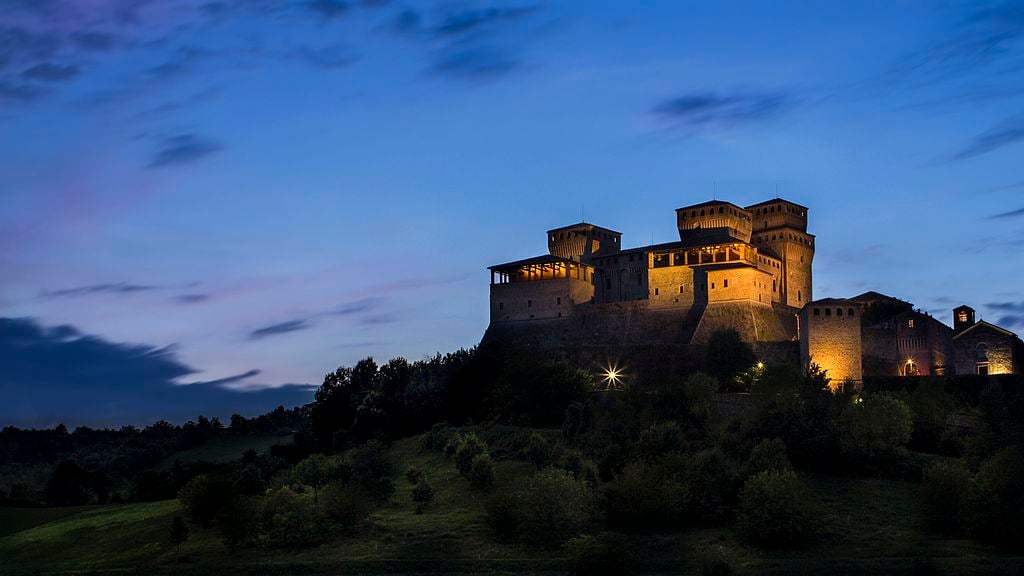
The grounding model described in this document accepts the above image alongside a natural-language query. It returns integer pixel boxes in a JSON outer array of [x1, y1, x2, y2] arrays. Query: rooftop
[[487, 254, 584, 271]]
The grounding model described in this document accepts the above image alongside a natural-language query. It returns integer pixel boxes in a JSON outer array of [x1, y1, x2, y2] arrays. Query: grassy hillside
[[2, 431, 1023, 575], [155, 433, 291, 470], [0, 506, 89, 538]]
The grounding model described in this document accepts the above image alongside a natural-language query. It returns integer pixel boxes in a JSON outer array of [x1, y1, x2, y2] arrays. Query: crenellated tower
[[746, 199, 814, 308]]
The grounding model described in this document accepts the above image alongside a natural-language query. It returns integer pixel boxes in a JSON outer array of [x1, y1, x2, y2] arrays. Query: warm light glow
[[756, 361, 765, 370], [599, 362, 626, 391]]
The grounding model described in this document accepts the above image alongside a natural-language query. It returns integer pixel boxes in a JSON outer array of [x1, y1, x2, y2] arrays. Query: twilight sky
[[2, 0, 1023, 427]]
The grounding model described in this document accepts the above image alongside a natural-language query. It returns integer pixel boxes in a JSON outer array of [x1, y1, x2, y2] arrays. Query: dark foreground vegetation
[[2, 330, 1024, 574]]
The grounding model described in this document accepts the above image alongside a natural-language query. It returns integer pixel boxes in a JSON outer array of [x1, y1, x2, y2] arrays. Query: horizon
[[3, 0, 1024, 428]]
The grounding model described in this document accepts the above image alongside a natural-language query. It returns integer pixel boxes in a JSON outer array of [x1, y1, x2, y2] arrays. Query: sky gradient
[[2, 0, 1023, 427]]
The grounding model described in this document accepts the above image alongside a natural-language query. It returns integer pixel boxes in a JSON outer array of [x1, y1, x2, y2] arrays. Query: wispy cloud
[[287, 44, 356, 69], [650, 91, 792, 129], [988, 207, 1024, 219], [430, 46, 518, 80], [953, 114, 1024, 161], [148, 134, 223, 168], [249, 297, 384, 340], [0, 80, 46, 103], [41, 281, 160, 298], [304, 0, 351, 20], [70, 30, 116, 52], [249, 319, 312, 339], [174, 293, 211, 304], [432, 6, 538, 38], [988, 301, 1024, 313], [186, 368, 261, 387], [20, 61, 78, 81]]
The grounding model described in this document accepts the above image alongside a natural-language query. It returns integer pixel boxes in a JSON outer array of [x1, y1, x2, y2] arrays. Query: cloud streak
[[41, 282, 161, 298], [249, 297, 384, 340], [953, 114, 1024, 161], [650, 91, 791, 129], [148, 134, 223, 168]]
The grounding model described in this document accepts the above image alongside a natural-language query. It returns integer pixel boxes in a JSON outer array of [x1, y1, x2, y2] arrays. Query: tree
[[178, 475, 237, 527], [526, 433, 553, 470], [455, 434, 488, 477], [705, 329, 756, 386], [737, 470, 817, 548], [170, 515, 189, 555], [293, 454, 335, 507], [469, 454, 495, 489], [46, 460, 91, 506], [412, 478, 434, 513], [840, 394, 913, 456]]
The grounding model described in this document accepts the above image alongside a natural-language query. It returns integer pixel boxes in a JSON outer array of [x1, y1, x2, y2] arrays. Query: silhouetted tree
[[170, 515, 189, 554], [705, 329, 756, 386], [46, 460, 91, 506]]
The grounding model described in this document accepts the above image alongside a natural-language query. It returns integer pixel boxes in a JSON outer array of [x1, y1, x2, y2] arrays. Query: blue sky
[[2, 0, 1023, 427]]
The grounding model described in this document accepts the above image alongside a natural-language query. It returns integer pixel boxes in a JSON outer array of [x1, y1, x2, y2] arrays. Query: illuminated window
[[958, 312, 968, 323], [908, 319, 914, 328]]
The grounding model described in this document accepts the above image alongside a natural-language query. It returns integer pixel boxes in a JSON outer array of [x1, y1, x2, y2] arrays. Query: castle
[[484, 197, 1023, 384], [488, 198, 813, 343]]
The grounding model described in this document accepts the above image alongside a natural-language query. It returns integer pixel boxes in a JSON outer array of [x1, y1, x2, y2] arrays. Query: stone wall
[[800, 302, 862, 384], [954, 325, 1020, 375], [489, 277, 594, 323]]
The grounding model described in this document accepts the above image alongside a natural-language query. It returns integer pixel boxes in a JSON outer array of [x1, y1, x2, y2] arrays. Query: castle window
[[798, 290, 802, 302], [773, 279, 777, 292], [837, 308, 843, 316], [605, 278, 611, 289], [527, 299, 532, 308], [825, 308, 831, 316], [848, 308, 855, 317], [680, 285, 685, 293], [556, 297, 561, 305], [499, 302, 504, 311], [654, 288, 659, 295], [724, 279, 729, 288], [711, 282, 715, 289], [813, 308, 820, 316], [908, 319, 914, 328], [700, 209, 705, 216]]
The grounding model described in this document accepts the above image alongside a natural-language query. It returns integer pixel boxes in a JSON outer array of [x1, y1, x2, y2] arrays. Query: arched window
[[976, 343, 989, 362], [903, 361, 919, 376]]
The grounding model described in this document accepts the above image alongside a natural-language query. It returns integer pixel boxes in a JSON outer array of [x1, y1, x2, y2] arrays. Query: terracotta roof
[[953, 320, 1019, 340], [487, 254, 583, 271]]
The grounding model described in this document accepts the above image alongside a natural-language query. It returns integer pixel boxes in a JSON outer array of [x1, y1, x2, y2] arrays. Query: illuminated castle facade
[[487, 198, 813, 344]]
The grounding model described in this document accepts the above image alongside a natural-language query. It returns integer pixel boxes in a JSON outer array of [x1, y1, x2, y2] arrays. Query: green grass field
[[154, 433, 292, 470], [3, 432, 1023, 575]]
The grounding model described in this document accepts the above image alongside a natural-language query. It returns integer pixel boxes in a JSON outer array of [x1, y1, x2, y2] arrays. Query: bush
[[178, 474, 237, 527], [638, 421, 684, 461], [685, 449, 740, 522], [526, 433, 553, 469], [405, 466, 424, 485], [322, 482, 370, 529], [454, 434, 488, 477], [965, 447, 1024, 549], [566, 532, 637, 576], [561, 450, 599, 485], [421, 423, 456, 452], [840, 394, 912, 456], [486, 468, 593, 548], [347, 441, 395, 502], [705, 329, 756, 386], [921, 461, 970, 535], [218, 496, 261, 550], [602, 461, 681, 531], [469, 454, 495, 489], [745, 438, 790, 479], [737, 470, 817, 548], [412, 479, 434, 513]]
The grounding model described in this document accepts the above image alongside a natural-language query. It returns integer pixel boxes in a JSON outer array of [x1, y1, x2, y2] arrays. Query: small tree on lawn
[[412, 479, 434, 513], [170, 515, 189, 555], [293, 453, 335, 509]]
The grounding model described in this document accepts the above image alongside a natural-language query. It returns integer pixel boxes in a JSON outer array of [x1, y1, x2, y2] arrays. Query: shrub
[[292, 454, 337, 505], [561, 450, 599, 485], [486, 468, 593, 548], [638, 421, 685, 461], [218, 496, 261, 550], [178, 474, 237, 527], [405, 466, 424, 485], [737, 470, 816, 548], [412, 479, 434, 513], [840, 394, 913, 456], [566, 532, 637, 576], [921, 461, 970, 535], [170, 515, 189, 554], [454, 434, 488, 477], [745, 438, 791, 479], [322, 482, 370, 529], [469, 454, 495, 489], [526, 433, 553, 469], [421, 423, 456, 452], [705, 329, 756, 386], [347, 441, 395, 502], [602, 461, 680, 531], [685, 448, 740, 522], [965, 447, 1024, 549], [443, 436, 461, 459]]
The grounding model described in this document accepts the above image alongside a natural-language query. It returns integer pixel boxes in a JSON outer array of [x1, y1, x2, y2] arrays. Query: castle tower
[[746, 199, 814, 309], [676, 200, 752, 244], [547, 223, 621, 262], [953, 305, 976, 334]]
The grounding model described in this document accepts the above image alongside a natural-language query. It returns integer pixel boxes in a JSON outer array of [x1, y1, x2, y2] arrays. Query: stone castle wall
[[800, 302, 862, 384], [954, 327, 1020, 376], [490, 277, 594, 323]]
